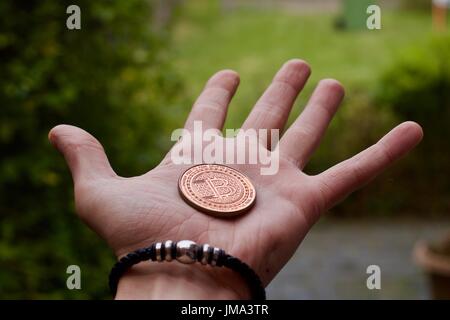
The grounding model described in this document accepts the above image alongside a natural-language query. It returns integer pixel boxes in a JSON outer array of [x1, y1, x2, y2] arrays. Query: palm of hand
[[50, 60, 422, 286], [78, 157, 313, 284]]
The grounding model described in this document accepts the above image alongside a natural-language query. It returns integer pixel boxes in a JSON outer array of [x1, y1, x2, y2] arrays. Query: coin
[[178, 164, 256, 217]]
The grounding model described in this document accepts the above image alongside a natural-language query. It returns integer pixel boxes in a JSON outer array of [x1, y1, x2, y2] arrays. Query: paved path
[[267, 219, 450, 299]]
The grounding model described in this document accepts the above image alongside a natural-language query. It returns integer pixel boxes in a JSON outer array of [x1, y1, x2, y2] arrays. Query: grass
[[170, 2, 432, 129]]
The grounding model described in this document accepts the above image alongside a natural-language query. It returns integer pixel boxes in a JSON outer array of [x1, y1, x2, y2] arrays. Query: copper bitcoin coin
[[178, 164, 256, 217]]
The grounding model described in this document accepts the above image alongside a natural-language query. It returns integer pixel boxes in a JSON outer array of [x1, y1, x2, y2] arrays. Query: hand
[[49, 59, 423, 299]]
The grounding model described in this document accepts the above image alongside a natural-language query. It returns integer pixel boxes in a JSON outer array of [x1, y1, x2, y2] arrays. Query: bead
[[201, 244, 210, 265], [164, 240, 173, 262], [211, 247, 220, 266], [108, 240, 266, 300], [176, 240, 198, 264], [155, 242, 163, 262]]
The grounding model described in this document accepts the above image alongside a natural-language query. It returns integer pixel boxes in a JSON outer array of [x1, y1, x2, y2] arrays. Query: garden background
[[0, 0, 449, 299]]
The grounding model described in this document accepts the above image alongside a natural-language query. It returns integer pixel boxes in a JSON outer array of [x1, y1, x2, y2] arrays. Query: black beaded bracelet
[[109, 240, 266, 300]]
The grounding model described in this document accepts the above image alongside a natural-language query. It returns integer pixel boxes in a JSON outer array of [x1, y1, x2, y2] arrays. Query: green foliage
[[377, 36, 450, 129], [376, 35, 450, 213], [400, 0, 431, 11], [0, 0, 181, 298]]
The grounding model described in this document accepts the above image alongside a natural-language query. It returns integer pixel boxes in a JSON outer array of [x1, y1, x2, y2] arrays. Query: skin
[[48, 59, 423, 299]]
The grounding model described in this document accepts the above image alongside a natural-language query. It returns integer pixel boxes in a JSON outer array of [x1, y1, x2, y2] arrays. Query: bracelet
[[109, 240, 266, 300]]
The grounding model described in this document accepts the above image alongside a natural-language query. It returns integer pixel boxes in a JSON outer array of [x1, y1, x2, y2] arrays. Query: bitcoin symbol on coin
[[202, 177, 236, 199], [178, 164, 256, 217]]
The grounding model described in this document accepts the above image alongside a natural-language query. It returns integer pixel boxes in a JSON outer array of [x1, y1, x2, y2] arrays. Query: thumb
[[49, 124, 116, 184]]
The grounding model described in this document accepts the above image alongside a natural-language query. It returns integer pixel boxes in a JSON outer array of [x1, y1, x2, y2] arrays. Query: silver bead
[[176, 240, 198, 264], [164, 240, 173, 262], [155, 242, 163, 262], [211, 247, 220, 266], [201, 244, 210, 265]]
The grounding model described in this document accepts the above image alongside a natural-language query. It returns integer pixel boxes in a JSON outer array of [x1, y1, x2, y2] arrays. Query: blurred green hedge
[[400, 0, 431, 10], [0, 1, 181, 298], [375, 35, 450, 214], [310, 35, 450, 218]]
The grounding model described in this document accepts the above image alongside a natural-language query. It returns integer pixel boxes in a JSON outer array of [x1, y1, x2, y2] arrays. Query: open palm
[[49, 60, 422, 291]]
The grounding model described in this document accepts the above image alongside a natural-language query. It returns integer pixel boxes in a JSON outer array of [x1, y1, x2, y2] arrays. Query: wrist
[[115, 258, 252, 300]]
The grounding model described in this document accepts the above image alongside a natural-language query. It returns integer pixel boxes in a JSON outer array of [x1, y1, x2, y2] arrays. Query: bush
[[378, 37, 450, 126], [400, 0, 430, 11], [375, 35, 450, 214], [321, 36, 450, 218], [0, 1, 181, 298]]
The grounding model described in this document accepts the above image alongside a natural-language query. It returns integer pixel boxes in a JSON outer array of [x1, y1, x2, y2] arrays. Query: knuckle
[[292, 122, 317, 141], [377, 140, 395, 163]]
